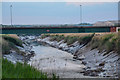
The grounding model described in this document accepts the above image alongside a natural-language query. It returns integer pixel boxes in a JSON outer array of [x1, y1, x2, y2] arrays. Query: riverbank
[[1, 34, 50, 79], [2, 58, 47, 78], [18, 35, 89, 78], [1, 35, 34, 64], [2, 34, 119, 78], [37, 33, 120, 78]]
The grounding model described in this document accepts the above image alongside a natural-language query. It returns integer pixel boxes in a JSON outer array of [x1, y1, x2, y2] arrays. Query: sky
[[2, 2, 118, 25]]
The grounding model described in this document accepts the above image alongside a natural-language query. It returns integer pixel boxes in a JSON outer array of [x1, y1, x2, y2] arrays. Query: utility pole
[[10, 5, 12, 27], [80, 5, 82, 25]]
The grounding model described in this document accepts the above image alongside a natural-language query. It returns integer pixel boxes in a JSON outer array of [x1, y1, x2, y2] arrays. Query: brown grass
[[89, 32, 120, 54], [6, 34, 19, 39], [49, 33, 93, 37], [49, 33, 117, 37]]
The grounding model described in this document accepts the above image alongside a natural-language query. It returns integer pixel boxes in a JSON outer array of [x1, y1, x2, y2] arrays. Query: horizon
[[2, 2, 118, 25]]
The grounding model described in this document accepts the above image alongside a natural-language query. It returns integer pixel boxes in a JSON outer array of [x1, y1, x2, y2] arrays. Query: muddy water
[[28, 45, 91, 78]]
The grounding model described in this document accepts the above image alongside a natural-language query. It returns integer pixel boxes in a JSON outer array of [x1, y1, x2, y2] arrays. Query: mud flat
[[28, 45, 90, 78]]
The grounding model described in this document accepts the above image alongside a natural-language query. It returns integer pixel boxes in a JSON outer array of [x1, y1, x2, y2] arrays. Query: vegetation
[[2, 58, 48, 78], [119, 29, 120, 31], [41, 34, 50, 39], [2, 34, 23, 47], [0, 38, 10, 54], [78, 23, 92, 26], [41, 33, 120, 54], [41, 33, 94, 45], [1, 34, 58, 79], [0, 34, 23, 54], [90, 32, 120, 54]]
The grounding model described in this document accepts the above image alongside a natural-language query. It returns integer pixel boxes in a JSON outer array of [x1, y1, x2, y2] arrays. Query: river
[[28, 44, 90, 78], [19, 35, 119, 78]]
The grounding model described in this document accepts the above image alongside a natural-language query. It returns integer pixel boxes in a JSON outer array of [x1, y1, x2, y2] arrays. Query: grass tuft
[[2, 35, 23, 47], [42, 33, 94, 45], [0, 34, 23, 54], [90, 32, 120, 54], [2, 58, 48, 78], [41, 34, 50, 39]]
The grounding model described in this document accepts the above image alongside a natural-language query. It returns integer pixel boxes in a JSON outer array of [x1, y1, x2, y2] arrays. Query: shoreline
[[3, 34, 119, 78], [36, 34, 119, 78]]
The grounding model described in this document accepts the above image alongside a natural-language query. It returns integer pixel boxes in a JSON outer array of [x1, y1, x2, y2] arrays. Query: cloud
[[2, 0, 120, 2]]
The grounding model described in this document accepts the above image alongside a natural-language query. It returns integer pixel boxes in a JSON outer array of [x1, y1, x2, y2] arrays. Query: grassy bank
[[41, 32, 120, 54], [0, 34, 23, 54], [41, 33, 94, 45], [1, 34, 57, 79], [89, 32, 120, 54], [2, 58, 48, 78]]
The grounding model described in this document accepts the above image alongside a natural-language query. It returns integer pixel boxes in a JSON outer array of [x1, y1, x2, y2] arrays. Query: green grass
[[41, 33, 120, 54], [0, 38, 10, 54], [50, 35, 65, 42], [41, 34, 50, 39], [41, 33, 94, 45], [78, 33, 94, 45], [64, 36, 78, 45], [90, 32, 120, 54], [2, 58, 59, 79], [1, 35, 23, 47], [0, 34, 23, 54], [2, 58, 48, 78]]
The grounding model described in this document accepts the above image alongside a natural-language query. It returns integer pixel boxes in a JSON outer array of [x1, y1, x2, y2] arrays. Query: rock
[[95, 68, 105, 72], [72, 59, 77, 61], [30, 51, 35, 57], [73, 55, 85, 60], [73, 56, 77, 59], [99, 62, 105, 66], [87, 66, 91, 69], [82, 61, 87, 65], [81, 68, 105, 77], [10, 50, 16, 53], [77, 55, 85, 60]]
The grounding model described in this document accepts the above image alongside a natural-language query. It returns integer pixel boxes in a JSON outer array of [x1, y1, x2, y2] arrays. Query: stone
[[82, 61, 87, 65], [99, 62, 105, 66], [77, 55, 85, 60]]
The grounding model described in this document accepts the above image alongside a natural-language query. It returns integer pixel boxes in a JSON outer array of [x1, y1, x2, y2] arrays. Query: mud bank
[[37, 33, 120, 78], [18, 35, 91, 78], [5, 34, 119, 78], [29, 45, 89, 78], [3, 35, 35, 64]]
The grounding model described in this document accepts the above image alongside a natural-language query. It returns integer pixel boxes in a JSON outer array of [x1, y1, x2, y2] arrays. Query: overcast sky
[[2, 2, 118, 25]]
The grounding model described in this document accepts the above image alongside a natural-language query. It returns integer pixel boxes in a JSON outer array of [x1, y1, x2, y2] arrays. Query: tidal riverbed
[[28, 45, 90, 78], [4, 35, 119, 78]]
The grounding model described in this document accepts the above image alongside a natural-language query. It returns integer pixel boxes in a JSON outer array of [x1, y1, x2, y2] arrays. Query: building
[[93, 20, 120, 26]]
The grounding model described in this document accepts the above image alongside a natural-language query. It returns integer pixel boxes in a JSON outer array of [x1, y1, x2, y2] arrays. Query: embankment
[[1, 34, 50, 78], [38, 32, 120, 77], [1, 34, 35, 63]]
